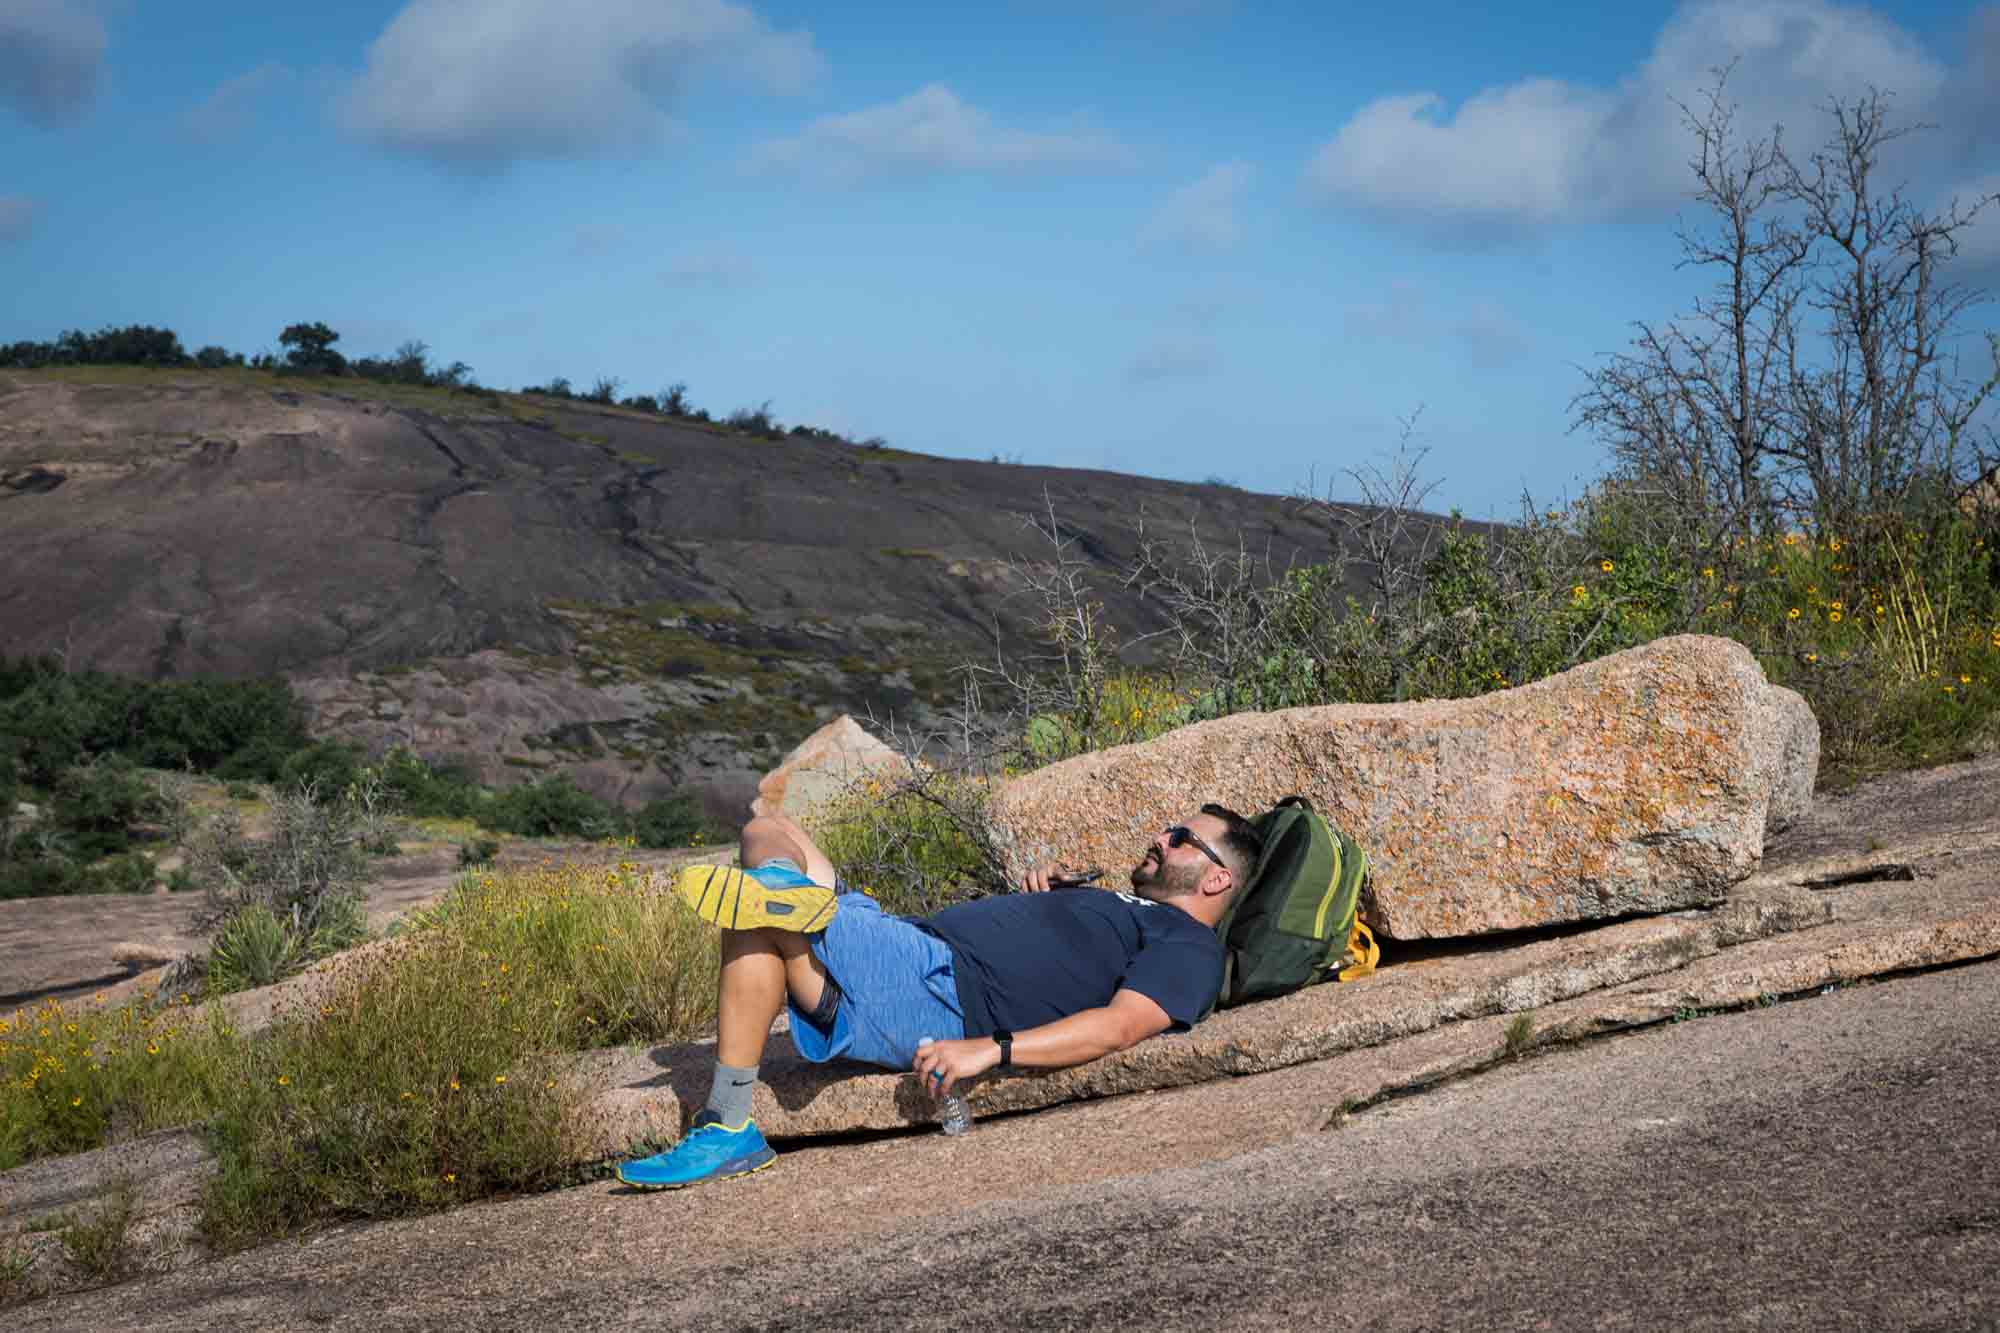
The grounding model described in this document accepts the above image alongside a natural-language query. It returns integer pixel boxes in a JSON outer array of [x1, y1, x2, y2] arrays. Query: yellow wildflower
[[277, 1075, 289, 1086], [1600, 560, 1614, 573], [1787, 608, 1801, 620], [1829, 611, 1843, 623]]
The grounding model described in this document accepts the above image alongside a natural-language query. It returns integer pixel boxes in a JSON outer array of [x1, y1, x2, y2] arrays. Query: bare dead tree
[[1309, 407, 1447, 612], [1572, 71, 1998, 544], [1573, 68, 1812, 551], [1125, 516, 1280, 715], [1776, 89, 1998, 532], [952, 490, 1122, 757]]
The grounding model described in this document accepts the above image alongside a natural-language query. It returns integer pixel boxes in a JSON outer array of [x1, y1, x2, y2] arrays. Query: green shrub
[[374, 746, 482, 820], [0, 659, 310, 787], [630, 791, 709, 848], [207, 906, 304, 994], [52, 756, 164, 860], [278, 739, 364, 795], [85, 850, 156, 895], [482, 775, 617, 840], [186, 782, 376, 964], [225, 781, 260, 801], [808, 772, 1002, 917], [457, 837, 501, 867], [0, 855, 81, 900]]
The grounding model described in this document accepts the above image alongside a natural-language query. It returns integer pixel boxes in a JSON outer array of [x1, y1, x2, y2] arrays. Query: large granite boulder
[[985, 635, 1819, 939], [751, 714, 910, 820]]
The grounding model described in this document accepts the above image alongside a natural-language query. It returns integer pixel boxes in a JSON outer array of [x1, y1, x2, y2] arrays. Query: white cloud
[[1127, 331, 1216, 383], [1139, 161, 1253, 253], [662, 247, 756, 286], [0, 0, 104, 128], [1304, 0, 1952, 226], [751, 83, 1137, 184], [0, 193, 39, 242], [338, 0, 823, 168], [181, 61, 295, 143]]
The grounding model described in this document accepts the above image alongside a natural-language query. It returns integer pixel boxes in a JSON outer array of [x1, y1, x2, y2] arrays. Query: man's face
[[1128, 812, 1229, 902]]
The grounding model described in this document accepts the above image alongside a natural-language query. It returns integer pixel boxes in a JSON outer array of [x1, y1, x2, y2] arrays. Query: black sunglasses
[[1164, 825, 1226, 870]]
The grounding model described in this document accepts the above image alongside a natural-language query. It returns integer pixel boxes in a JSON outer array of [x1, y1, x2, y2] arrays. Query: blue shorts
[[750, 862, 967, 1069]]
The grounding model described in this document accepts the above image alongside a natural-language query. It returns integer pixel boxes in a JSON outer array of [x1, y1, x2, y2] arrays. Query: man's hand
[[1018, 863, 1097, 893], [912, 1035, 1000, 1097]]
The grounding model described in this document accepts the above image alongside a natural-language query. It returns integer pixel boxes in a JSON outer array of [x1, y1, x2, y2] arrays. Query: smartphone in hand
[[1048, 869, 1104, 888]]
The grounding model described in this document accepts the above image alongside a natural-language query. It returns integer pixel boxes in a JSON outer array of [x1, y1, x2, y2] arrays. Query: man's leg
[[619, 818, 843, 1190]]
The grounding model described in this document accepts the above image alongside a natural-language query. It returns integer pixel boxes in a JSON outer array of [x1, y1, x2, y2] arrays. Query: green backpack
[[1212, 795, 1378, 1010]]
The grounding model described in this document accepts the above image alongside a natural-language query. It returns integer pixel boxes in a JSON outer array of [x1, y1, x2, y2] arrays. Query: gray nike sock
[[705, 1061, 759, 1127]]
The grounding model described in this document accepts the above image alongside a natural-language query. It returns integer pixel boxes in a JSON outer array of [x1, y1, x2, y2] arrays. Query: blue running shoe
[[617, 1112, 777, 1190]]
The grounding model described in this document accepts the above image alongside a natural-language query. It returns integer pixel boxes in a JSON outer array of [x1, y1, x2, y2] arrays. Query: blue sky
[[4, 0, 1997, 514]]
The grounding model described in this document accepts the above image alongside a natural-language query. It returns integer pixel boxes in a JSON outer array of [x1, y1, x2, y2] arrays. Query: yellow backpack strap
[[1337, 920, 1378, 982]]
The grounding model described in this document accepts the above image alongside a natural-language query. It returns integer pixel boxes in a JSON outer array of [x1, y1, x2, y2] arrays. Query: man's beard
[[1129, 848, 1204, 901]]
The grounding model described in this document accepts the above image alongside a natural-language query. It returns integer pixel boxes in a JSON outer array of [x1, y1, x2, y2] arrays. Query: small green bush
[[630, 791, 709, 848], [52, 756, 164, 860], [0, 855, 81, 900], [808, 772, 1003, 918], [374, 746, 483, 820], [457, 837, 501, 867], [278, 739, 364, 795], [186, 782, 375, 965], [85, 850, 156, 895], [482, 775, 617, 840]]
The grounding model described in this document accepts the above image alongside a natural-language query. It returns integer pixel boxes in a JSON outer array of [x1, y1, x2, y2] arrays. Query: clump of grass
[[57, 1174, 141, 1282], [198, 861, 718, 1247], [8, 859, 724, 1250], [0, 1237, 36, 1302], [206, 905, 302, 995], [1501, 1012, 1536, 1059]]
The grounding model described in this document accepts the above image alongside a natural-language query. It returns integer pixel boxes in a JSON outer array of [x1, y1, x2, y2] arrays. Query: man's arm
[[1018, 862, 1103, 892], [912, 988, 1171, 1095]]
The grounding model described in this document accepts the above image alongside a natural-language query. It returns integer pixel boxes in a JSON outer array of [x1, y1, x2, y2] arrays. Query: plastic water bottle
[[918, 1037, 974, 1136]]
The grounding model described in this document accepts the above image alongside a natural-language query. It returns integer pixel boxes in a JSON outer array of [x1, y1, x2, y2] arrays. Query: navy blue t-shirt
[[919, 888, 1224, 1037]]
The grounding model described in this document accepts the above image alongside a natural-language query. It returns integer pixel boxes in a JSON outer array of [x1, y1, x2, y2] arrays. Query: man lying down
[[617, 803, 1261, 1189]]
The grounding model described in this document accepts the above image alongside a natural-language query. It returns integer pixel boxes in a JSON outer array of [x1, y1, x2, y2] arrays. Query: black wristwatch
[[992, 1029, 1014, 1069]]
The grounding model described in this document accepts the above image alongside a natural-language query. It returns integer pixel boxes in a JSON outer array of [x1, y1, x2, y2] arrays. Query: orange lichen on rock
[[986, 636, 1819, 940]]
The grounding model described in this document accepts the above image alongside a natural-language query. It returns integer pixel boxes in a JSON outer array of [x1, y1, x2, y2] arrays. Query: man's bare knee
[[740, 814, 838, 888], [741, 815, 807, 867]]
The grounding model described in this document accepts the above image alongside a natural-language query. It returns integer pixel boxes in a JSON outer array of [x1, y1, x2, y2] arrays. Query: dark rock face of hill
[[0, 372, 1374, 816]]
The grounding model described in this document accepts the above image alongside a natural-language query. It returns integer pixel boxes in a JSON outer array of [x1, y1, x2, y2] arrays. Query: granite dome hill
[[0, 368, 1398, 816]]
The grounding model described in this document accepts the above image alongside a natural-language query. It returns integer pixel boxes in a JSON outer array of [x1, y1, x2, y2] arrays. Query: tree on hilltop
[[279, 322, 345, 375]]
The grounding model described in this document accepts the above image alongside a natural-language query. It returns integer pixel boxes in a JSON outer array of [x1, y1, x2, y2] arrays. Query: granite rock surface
[[986, 635, 1820, 938], [750, 714, 910, 820]]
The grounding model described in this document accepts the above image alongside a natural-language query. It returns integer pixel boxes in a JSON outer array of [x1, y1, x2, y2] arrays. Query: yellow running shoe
[[674, 863, 839, 933]]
